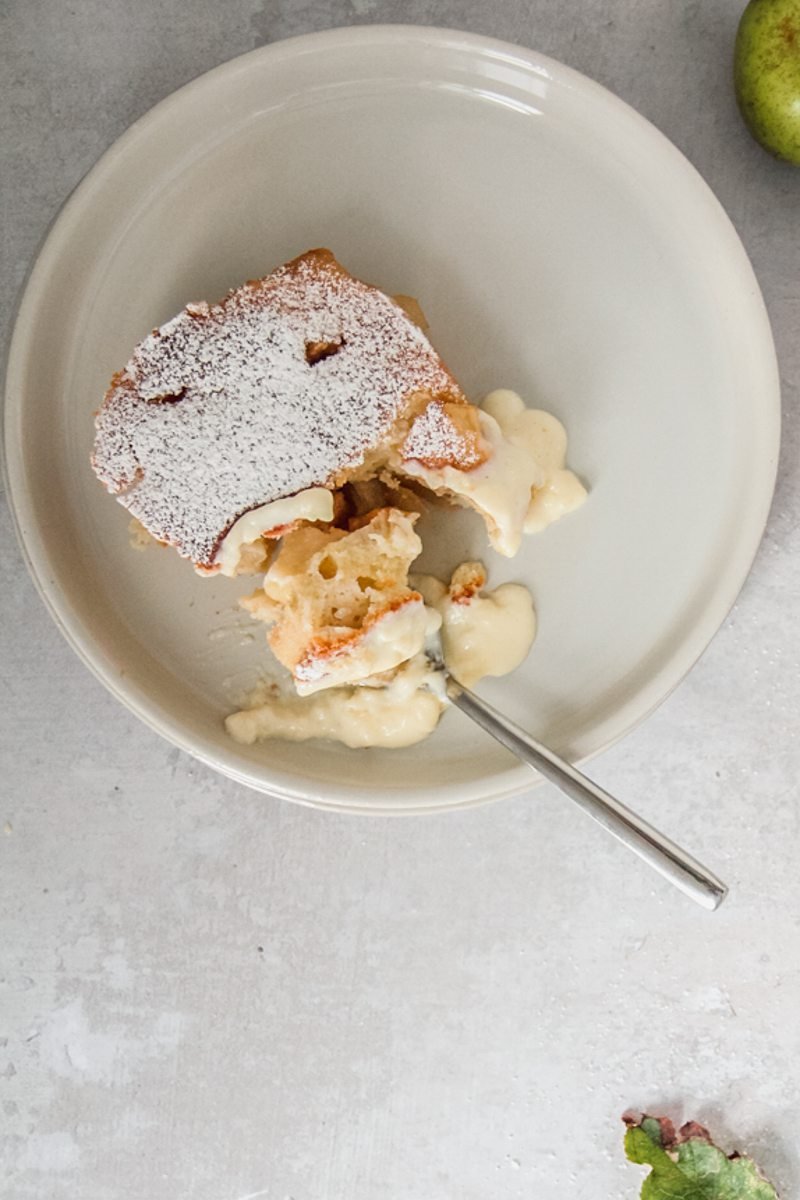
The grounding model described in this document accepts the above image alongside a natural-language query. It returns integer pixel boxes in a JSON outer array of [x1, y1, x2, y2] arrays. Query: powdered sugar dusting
[[402, 400, 481, 468], [91, 250, 464, 566]]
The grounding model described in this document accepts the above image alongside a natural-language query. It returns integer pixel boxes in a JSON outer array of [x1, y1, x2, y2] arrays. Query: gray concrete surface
[[2, 2, 799, 1197]]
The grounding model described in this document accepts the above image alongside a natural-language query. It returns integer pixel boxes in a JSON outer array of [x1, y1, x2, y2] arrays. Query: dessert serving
[[91, 249, 586, 748]]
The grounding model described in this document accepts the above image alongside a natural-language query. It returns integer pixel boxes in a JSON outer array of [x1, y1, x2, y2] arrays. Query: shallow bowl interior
[[4, 27, 779, 811]]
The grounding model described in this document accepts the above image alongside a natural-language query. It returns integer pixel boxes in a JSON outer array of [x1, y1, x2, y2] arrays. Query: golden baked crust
[[92, 249, 487, 569]]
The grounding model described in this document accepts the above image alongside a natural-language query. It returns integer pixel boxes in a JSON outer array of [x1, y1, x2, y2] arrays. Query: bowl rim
[[2, 24, 781, 813]]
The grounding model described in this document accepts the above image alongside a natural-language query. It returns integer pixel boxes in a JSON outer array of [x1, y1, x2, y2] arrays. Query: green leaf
[[623, 1114, 779, 1200]]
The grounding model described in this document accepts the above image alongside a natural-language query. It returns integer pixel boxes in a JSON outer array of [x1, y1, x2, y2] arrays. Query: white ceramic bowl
[[3, 26, 780, 813]]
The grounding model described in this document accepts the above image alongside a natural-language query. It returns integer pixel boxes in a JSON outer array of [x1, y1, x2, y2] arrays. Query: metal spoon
[[425, 630, 727, 910]]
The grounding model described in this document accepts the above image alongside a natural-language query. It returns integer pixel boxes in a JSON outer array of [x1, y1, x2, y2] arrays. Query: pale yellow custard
[[397, 389, 586, 555], [225, 656, 443, 749], [226, 563, 537, 748], [415, 567, 536, 689], [225, 388, 584, 749], [480, 390, 587, 534], [214, 487, 334, 577]]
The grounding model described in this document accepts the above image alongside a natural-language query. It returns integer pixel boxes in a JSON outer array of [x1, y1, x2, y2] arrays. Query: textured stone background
[[2, 2, 799, 1197]]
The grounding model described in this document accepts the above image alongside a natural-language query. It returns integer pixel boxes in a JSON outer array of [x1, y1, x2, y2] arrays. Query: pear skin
[[734, 0, 800, 164]]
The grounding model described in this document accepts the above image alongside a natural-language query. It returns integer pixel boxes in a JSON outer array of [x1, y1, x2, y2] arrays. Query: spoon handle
[[450, 683, 727, 910]]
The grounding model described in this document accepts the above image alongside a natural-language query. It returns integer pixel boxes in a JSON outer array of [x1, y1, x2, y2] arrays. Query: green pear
[[734, 0, 800, 164]]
